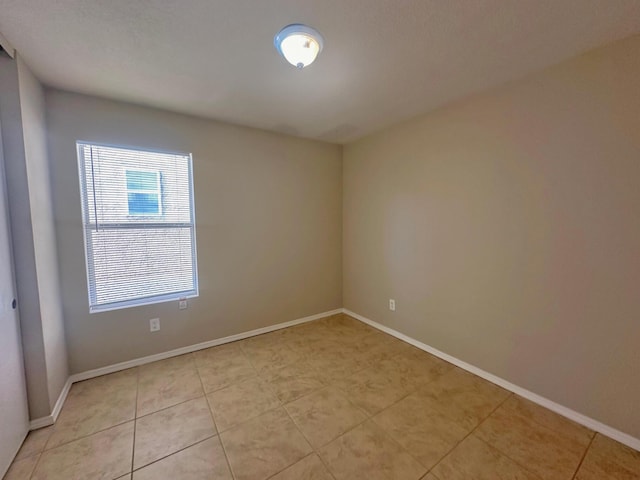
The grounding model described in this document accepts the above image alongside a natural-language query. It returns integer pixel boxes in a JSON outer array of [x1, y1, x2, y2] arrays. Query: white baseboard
[[37, 306, 639, 452], [343, 308, 640, 452], [30, 309, 341, 429], [70, 308, 342, 383], [29, 377, 72, 430], [51, 378, 72, 422], [28, 417, 53, 430]]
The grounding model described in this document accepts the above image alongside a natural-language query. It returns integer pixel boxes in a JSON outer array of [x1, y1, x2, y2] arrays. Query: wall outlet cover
[[150, 318, 160, 332]]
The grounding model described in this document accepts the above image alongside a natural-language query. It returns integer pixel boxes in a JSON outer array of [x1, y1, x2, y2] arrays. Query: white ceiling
[[1, 0, 639, 143]]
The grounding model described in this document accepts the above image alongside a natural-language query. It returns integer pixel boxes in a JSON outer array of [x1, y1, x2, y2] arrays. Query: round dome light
[[274, 24, 324, 69]]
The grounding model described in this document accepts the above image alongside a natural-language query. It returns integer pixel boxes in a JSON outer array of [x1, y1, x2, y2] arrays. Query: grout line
[[40, 412, 59, 452], [131, 433, 218, 473], [262, 452, 337, 480], [26, 452, 42, 480], [41, 369, 209, 455], [505, 395, 597, 442], [41, 390, 204, 454], [372, 331, 600, 479], [315, 454, 338, 480], [571, 433, 597, 480], [345, 311, 610, 477], [468, 397, 591, 480], [366, 403, 427, 470], [472, 435, 545, 480], [280, 405, 338, 480], [130, 367, 140, 476], [236, 336, 296, 379], [41, 419, 136, 452], [266, 316, 452, 476], [34, 398, 66, 454], [345, 310, 640, 454], [426, 391, 514, 476], [215, 433, 236, 480], [242, 318, 375, 479], [193, 342, 260, 392], [194, 347, 238, 480], [135, 393, 205, 420], [30, 315, 542, 480], [198, 345, 289, 436], [467, 390, 512, 432], [280, 372, 427, 477], [17, 318, 333, 479], [212, 400, 283, 435]]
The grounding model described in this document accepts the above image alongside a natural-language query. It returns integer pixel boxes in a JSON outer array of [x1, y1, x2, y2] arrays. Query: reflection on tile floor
[[4, 313, 640, 480]]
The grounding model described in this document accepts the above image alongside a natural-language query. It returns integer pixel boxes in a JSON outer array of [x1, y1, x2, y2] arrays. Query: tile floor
[[4, 314, 640, 480]]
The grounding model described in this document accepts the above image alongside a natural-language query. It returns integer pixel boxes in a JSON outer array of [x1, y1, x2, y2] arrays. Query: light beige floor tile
[[575, 434, 640, 479], [372, 391, 470, 469], [318, 314, 375, 337], [507, 395, 594, 444], [318, 420, 426, 480], [241, 341, 302, 374], [133, 436, 232, 480], [355, 331, 415, 365], [14, 426, 52, 460], [32, 421, 134, 480], [475, 396, 589, 480], [22, 319, 627, 480], [298, 336, 348, 358], [333, 360, 413, 416], [207, 377, 280, 432], [3, 454, 39, 480], [285, 387, 368, 449], [350, 332, 398, 361], [270, 454, 334, 480], [307, 344, 369, 384], [281, 327, 338, 357], [388, 347, 453, 389], [262, 361, 325, 403], [417, 367, 510, 430], [432, 435, 541, 480], [137, 355, 204, 417], [47, 369, 137, 448], [134, 397, 216, 469], [194, 344, 256, 393], [220, 408, 312, 480]]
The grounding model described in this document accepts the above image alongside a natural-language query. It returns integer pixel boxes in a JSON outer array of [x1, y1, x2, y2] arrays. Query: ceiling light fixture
[[274, 24, 324, 69]]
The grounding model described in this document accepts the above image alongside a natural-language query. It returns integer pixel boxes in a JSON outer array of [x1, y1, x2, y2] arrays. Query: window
[[126, 169, 162, 215], [77, 142, 198, 313]]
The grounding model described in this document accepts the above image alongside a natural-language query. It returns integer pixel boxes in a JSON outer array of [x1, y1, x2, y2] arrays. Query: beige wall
[[17, 57, 69, 414], [46, 90, 343, 374], [0, 54, 48, 419], [0, 54, 69, 419], [343, 35, 640, 438]]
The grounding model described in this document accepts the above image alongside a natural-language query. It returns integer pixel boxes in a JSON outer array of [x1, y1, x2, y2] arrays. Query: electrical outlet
[[149, 318, 160, 332], [179, 299, 188, 310], [389, 299, 396, 311]]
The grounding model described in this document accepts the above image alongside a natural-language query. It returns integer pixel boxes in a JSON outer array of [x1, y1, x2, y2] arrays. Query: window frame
[[76, 141, 199, 313], [125, 168, 163, 216]]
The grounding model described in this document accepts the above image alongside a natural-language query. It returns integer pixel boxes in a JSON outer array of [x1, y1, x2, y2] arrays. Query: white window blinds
[[77, 143, 198, 313]]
